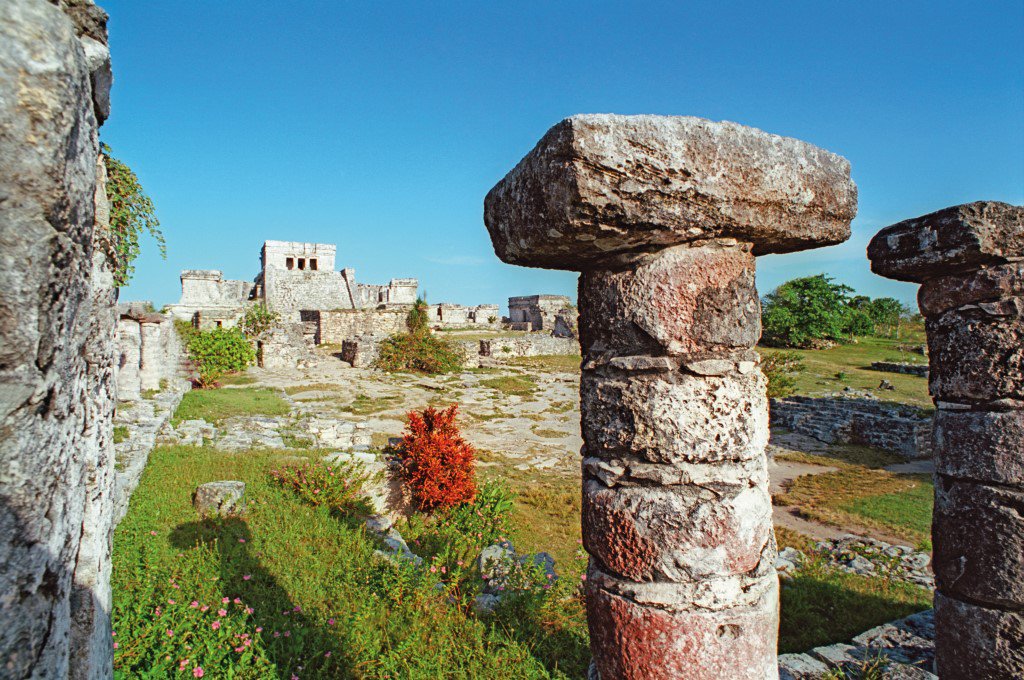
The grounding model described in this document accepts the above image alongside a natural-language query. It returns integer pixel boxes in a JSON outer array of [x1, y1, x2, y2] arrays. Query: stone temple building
[[166, 240, 420, 326]]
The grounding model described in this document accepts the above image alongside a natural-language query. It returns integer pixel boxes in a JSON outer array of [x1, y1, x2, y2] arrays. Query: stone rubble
[[193, 481, 247, 518], [485, 114, 856, 679], [775, 536, 933, 589], [869, 200, 1024, 679]]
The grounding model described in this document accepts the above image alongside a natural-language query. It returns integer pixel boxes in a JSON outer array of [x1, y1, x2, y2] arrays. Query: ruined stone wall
[[261, 240, 336, 271], [508, 294, 572, 330], [116, 307, 184, 399], [263, 266, 347, 321], [869, 361, 929, 377], [1, 1, 118, 676], [259, 322, 315, 370], [317, 308, 407, 344], [475, 334, 580, 359], [770, 396, 932, 459]]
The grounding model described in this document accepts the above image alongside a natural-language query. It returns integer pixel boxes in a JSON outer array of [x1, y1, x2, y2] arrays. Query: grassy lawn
[[219, 372, 258, 386], [113, 446, 589, 679], [507, 355, 581, 373], [776, 470, 934, 549], [758, 334, 931, 409], [172, 388, 291, 425], [338, 393, 403, 416], [479, 375, 537, 397]]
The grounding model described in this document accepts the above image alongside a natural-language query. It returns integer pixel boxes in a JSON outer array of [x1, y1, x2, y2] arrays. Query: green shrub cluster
[[176, 321, 255, 387], [762, 351, 806, 399], [374, 298, 463, 374], [762, 275, 912, 348], [269, 459, 376, 516]]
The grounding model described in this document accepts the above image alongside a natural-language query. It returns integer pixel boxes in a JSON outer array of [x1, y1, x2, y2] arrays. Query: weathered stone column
[[868, 202, 1024, 680], [484, 115, 856, 679]]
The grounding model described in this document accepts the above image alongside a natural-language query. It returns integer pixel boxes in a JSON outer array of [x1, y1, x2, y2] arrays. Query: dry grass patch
[[479, 375, 537, 397], [283, 383, 343, 396], [532, 427, 569, 439], [338, 393, 403, 415], [508, 355, 581, 373], [773, 443, 904, 470]]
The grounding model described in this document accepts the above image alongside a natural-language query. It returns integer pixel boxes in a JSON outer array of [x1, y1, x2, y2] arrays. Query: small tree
[[406, 297, 429, 335], [102, 143, 166, 286], [396, 405, 477, 512], [761, 351, 805, 399], [761, 274, 855, 348]]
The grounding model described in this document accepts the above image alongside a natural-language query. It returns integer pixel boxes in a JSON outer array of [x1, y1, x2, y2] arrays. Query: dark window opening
[[310, 258, 318, 270], [298, 258, 306, 270], [215, 320, 223, 328], [286, 257, 294, 270]]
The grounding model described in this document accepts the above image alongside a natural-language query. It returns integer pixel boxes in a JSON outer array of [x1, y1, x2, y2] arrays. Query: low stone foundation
[[476, 334, 579, 359], [870, 361, 929, 377], [770, 396, 932, 459]]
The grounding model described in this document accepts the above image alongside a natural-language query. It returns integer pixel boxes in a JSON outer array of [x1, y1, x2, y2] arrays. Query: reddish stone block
[[918, 262, 1024, 317], [933, 478, 1024, 608], [935, 592, 1024, 680], [934, 408, 1024, 485], [587, 579, 779, 680], [582, 480, 771, 583]]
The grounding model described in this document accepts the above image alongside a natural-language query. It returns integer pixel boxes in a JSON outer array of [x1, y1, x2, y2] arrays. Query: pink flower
[[255, 627, 263, 633], [233, 598, 241, 604], [190, 601, 200, 608], [243, 574, 252, 581], [200, 605, 209, 612], [222, 597, 230, 604], [211, 621, 221, 630], [327, 618, 335, 626], [238, 538, 246, 543], [234, 646, 245, 653], [193, 668, 204, 678], [273, 631, 280, 638], [112, 642, 119, 650], [179, 659, 189, 671], [293, 605, 301, 612], [165, 629, 174, 637], [168, 599, 176, 604], [283, 631, 290, 637], [245, 607, 253, 614], [218, 609, 227, 617], [580, 574, 587, 581], [429, 566, 437, 573], [325, 651, 332, 658], [150, 531, 157, 536]]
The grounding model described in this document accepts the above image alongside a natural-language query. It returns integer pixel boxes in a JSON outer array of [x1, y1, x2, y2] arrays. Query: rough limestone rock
[[485, 114, 855, 679], [868, 201, 1024, 680], [193, 481, 247, 518], [484, 114, 856, 269], [0, 1, 117, 678]]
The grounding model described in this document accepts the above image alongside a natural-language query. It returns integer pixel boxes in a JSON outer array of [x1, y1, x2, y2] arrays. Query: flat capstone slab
[[484, 114, 857, 270]]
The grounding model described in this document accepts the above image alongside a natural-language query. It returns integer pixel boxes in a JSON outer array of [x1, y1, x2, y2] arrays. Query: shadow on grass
[[170, 518, 358, 679]]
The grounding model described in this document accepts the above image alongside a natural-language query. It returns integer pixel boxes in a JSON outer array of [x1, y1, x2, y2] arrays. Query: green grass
[[219, 372, 258, 386], [778, 552, 931, 653], [338, 393, 403, 416], [283, 383, 342, 396], [777, 469, 933, 547], [480, 375, 537, 397], [113, 425, 130, 444], [507, 355, 581, 373], [758, 334, 931, 408], [113, 446, 588, 678], [171, 387, 290, 425]]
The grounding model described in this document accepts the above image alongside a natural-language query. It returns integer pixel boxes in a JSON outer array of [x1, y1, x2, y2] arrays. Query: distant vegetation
[[761, 274, 912, 349], [375, 298, 464, 374]]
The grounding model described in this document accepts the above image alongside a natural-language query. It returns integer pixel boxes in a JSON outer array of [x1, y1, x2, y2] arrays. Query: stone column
[[868, 202, 1024, 680], [139, 316, 164, 392], [116, 318, 142, 401], [484, 115, 856, 679]]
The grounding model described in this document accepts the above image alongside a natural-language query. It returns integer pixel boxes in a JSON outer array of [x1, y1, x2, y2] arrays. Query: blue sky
[[104, 0, 1024, 311]]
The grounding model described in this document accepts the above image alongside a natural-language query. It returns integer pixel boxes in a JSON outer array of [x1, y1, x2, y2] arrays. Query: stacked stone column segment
[[484, 114, 856, 679], [867, 201, 1024, 680]]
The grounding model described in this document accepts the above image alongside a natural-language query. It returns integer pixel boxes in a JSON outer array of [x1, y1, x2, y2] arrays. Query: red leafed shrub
[[397, 405, 477, 512]]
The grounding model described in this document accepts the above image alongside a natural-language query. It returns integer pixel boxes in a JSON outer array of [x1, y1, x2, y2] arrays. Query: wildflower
[[150, 531, 157, 536], [168, 599, 176, 605], [179, 659, 189, 671], [112, 642, 119, 650], [284, 631, 291, 637], [245, 607, 254, 614], [222, 597, 230, 604], [211, 621, 221, 630], [190, 601, 200, 608], [243, 574, 252, 581], [193, 668, 204, 678], [238, 538, 246, 543], [325, 652, 332, 658], [165, 629, 174, 637], [200, 605, 209, 612], [273, 631, 280, 638], [429, 566, 437, 573], [255, 627, 263, 633], [293, 605, 301, 612], [327, 618, 335, 626], [218, 609, 227, 617], [234, 598, 242, 604], [580, 574, 587, 581], [235, 646, 245, 653]]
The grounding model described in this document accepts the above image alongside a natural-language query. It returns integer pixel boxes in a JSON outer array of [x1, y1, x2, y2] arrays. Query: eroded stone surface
[[484, 114, 856, 269], [932, 479, 1024, 608], [193, 481, 247, 518], [934, 408, 1024, 485], [918, 262, 1024, 317], [934, 592, 1024, 680]]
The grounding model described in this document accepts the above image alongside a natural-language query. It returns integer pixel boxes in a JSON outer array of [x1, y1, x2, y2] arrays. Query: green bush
[[240, 304, 280, 340], [182, 326, 256, 387], [762, 351, 805, 399], [102, 143, 166, 286], [374, 297, 464, 374]]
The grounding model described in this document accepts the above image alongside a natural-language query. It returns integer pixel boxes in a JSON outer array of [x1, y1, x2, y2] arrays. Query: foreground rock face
[[485, 114, 855, 679], [0, 1, 117, 678], [868, 201, 1024, 680]]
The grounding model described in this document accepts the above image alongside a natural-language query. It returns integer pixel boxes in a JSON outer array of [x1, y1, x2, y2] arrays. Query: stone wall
[[508, 294, 571, 330], [770, 396, 932, 459], [476, 334, 580, 359], [870, 361, 929, 377], [164, 269, 251, 324], [261, 239, 336, 271], [317, 308, 408, 344], [115, 304, 184, 399], [341, 337, 381, 368], [1, 1, 118, 676], [259, 322, 316, 370], [263, 266, 348, 321]]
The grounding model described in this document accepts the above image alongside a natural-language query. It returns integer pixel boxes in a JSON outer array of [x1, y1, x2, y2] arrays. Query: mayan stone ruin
[[485, 114, 857, 678], [868, 201, 1024, 679], [1, 0, 118, 676]]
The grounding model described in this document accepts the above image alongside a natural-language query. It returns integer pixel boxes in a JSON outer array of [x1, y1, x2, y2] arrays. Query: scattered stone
[[193, 481, 246, 517], [879, 379, 896, 390]]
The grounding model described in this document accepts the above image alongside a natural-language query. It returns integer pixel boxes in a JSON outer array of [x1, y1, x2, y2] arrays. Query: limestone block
[[868, 201, 1024, 283], [918, 262, 1024, 317], [932, 478, 1024, 608], [578, 244, 760, 357], [582, 480, 771, 583], [580, 371, 767, 464], [934, 408, 1024, 485], [116, 319, 142, 400], [193, 481, 246, 518], [484, 114, 856, 269], [925, 305, 1024, 403], [586, 578, 779, 680], [934, 592, 1024, 679]]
